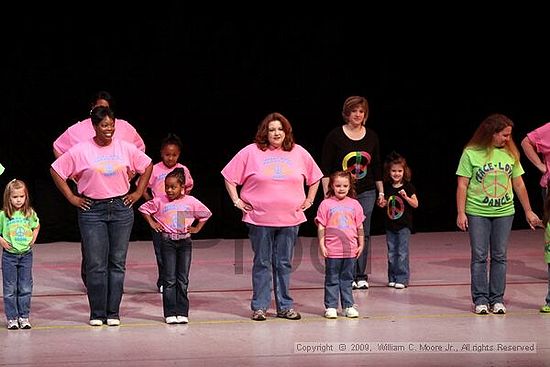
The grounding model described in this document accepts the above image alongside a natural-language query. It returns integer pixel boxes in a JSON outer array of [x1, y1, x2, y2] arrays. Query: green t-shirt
[[456, 147, 523, 217], [545, 223, 550, 264], [0, 210, 40, 254]]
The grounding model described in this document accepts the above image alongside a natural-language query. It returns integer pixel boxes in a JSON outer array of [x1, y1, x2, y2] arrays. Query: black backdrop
[[3, 13, 550, 243]]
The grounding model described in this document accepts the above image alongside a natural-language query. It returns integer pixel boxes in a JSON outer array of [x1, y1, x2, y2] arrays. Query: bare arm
[[53, 148, 62, 159], [399, 189, 419, 208], [50, 167, 90, 209], [300, 180, 320, 211], [125, 163, 153, 205], [375, 180, 385, 206], [188, 219, 210, 234], [0, 236, 12, 250], [375, 180, 384, 195], [356, 225, 365, 258], [224, 179, 240, 204], [521, 136, 546, 174], [142, 190, 153, 201], [512, 176, 543, 229], [456, 176, 469, 231], [321, 177, 329, 198], [317, 223, 327, 258], [224, 179, 251, 212], [30, 224, 40, 246]]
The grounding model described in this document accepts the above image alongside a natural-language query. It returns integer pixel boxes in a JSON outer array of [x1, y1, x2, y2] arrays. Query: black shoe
[[277, 309, 301, 320], [252, 310, 267, 321]]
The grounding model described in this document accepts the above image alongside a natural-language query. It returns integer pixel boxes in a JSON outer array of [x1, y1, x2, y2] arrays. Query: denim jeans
[[151, 230, 164, 289], [2, 250, 33, 320], [161, 237, 192, 317], [546, 264, 550, 306], [78, 197, 134, 321], [324, 257, 355, 309], [467, 214, 514, 306], [246, 223, 299, 312], [386, 227, 411, 285], [355, 189, 375, 281]]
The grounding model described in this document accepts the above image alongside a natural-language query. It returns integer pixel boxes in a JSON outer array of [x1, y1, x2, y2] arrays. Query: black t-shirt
[[321, 126, 382, 194], [383, 181, 416, 231]]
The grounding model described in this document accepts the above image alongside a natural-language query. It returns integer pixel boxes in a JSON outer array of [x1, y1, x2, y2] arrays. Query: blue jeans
[[78, 197, 134, 321], [386, 227, 411, 285], [2, 250, 33, 320], [161, 237, 192, 317], [246, 223, 299, 312], [467, 214, 513, 306], [324, 257, 355, 309], [151, 230, 164, 289], [355, 189, 375, 281]]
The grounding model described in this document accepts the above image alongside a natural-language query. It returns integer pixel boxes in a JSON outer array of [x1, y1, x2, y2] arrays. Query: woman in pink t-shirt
[[52, 90, 145, 158], [221, 112, 323, 321], [52, 91, 146, 289], [50, 106, 153, 327]]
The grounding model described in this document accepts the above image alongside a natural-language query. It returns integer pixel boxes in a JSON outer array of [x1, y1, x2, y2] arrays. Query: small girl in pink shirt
[[139, 168, 211, 324], [142, 133, 194, 293], [315, 171, 365, 319]]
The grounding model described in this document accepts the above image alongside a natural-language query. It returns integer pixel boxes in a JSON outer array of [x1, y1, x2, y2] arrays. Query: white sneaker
[[324, 308, 338, 319], [18, 317, 32, 329], [344, 307, 359, 318], [352, 281, 358, 289], [356, 280, 369, 289], [7, 319, 19, 330], [89, 319, 103, 326], [394, 283, 406, 289], [491, 303, 506, 314], [165, 316, 178, 324], [176, 316, 189, 324], [107, 318, 120, 326], [474, 304, 489, 314], [388, 282, 396, 287]]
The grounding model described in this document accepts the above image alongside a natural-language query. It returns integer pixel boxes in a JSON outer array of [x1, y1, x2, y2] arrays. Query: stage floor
[[1, 229, 549, 366]]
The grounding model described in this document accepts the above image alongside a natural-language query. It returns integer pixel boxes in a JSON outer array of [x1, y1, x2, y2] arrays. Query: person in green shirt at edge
[[456, 113, 542, 315]]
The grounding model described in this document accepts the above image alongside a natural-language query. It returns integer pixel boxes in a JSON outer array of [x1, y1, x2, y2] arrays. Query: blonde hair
[[3, 179, 34, 219]]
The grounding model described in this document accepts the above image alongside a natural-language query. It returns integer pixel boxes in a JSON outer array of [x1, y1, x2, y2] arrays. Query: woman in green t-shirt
[[456, 113, 542, 315]]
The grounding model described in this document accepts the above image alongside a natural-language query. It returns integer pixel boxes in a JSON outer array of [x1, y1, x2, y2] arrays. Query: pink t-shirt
[[315, 196, 365, 258], [51, 138, 152, 199], [221, 143, 323, 226], [527, 122, 550, 187], [53, 117, 146, 154], [147, 162, 194, 197], [138, 194, 212, 234]]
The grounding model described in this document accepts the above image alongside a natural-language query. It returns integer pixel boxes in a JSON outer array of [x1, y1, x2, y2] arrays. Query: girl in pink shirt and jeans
[[315, 171, 365, 319]]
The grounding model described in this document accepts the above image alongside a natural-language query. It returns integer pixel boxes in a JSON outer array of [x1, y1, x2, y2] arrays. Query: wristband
[[234, 198, 241, 207], [378, 192, 385, 197]]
